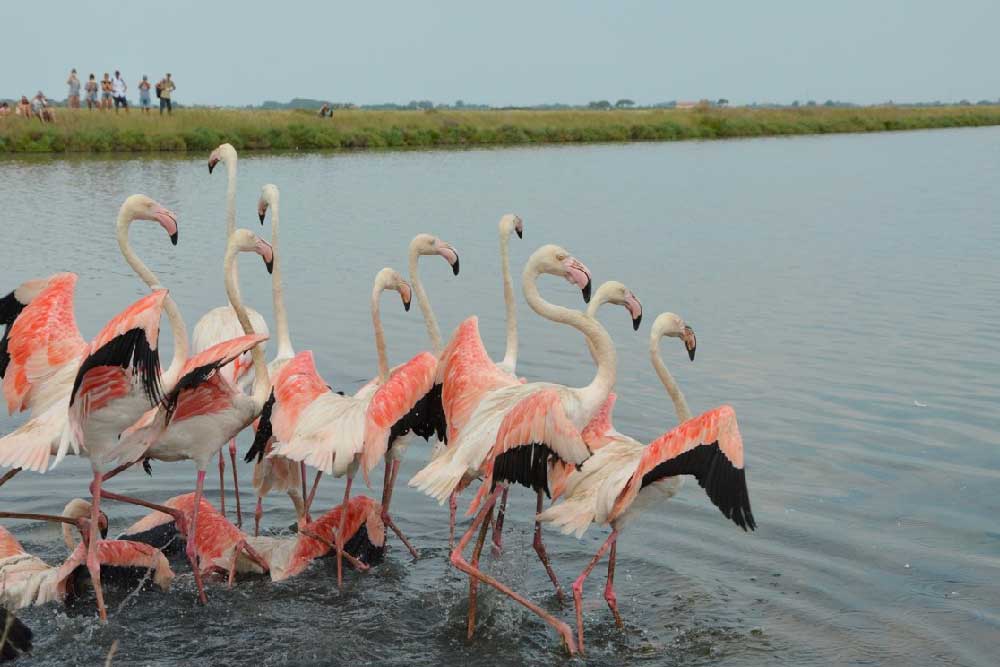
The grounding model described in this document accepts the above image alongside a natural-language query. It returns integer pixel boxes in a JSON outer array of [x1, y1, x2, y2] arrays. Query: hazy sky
[[3, 0, 998, 106]]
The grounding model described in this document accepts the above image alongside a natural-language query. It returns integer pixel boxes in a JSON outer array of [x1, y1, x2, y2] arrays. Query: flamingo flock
[[0, 143, 756, 659]]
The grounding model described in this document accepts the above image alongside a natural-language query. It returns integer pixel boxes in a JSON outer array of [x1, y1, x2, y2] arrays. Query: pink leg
[[217, 451, 226, 517], [381, 461, 419, 559], [304, 470, 323, 517], [87, 472, 108, 622], [571, 529, 619, 655], [335, 476, 353, 590], [450, 485, 577, 655], [533, 490, 565, 602], [188, 470, 209, 605], [229, 439, 242, 528], [254, 497, 263, 537], [227, 538, 271, 587], [604, 541, 624, 629], [466, 501, 493, 639], [491, 487, 509, 552], [448, 492, 457, 550], [0, 468, 21, 488], [298, 528, 369, 572], [300, 462, 308, 517], [98, 489, 188, 534], [101, 460, 137, 482]]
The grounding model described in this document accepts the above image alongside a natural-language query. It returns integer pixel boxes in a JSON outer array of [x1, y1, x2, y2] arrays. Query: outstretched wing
[[610, 405, 755, 530], [361, 351, 437, 476], [1, 273, 87, 415]]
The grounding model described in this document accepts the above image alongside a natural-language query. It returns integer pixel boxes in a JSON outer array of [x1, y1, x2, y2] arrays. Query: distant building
[[676, 100, 699, 110]]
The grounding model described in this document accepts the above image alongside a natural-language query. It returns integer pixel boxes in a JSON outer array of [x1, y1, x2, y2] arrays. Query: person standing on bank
[[157, 73, 176, 114], [112, 70, 129, 112], [101, 73, 113, 110], [85, 74, 99, 110], [138, 75, 152, 113], [67, 69, 81, 109]]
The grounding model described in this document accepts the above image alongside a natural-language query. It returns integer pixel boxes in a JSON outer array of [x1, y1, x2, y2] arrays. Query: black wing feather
[[0, 289, 28, 379], [70, 328, 162, 408], [245, 389, 276, 463]]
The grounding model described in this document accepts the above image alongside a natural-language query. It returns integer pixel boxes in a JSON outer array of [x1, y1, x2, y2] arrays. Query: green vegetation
[[2, 105, 1000, 154]]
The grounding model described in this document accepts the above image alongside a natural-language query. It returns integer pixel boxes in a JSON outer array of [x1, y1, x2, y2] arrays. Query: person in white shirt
[[112, 70, 129, 113]]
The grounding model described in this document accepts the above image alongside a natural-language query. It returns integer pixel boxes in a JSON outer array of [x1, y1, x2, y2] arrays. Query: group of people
[[66, 69, 176, 114], [0, 92, 55, 122]]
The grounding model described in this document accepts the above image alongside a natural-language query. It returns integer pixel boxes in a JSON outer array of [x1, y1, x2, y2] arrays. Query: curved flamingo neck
[[521, 263, 616, 417], [408, 243, 442, 355], [499, 226, 518, 373], [650, 339, 692, 423], [266, 192, 294, 361], [224, 153, 239, 284], [224, 240, 269, 407], [116, 213, 188, 389], [370, 278, 390, 383]]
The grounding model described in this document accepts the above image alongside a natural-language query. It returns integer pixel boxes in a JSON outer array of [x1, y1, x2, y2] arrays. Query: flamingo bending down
[[193, 143, 270, 525], [107, 229, 275, 606], [270, 268, 435, 588], [432, 214, 523, 547], [248, 184, 307, 536], [538, 312, 755, 653], [0, 196, 188, 488], [0, 500, 173, 612], [410, 244, 612, 654]]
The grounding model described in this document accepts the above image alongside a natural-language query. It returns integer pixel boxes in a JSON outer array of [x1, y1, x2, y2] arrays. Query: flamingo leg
[[98, 489, 188, 533], [466, 501, 493, 639], [533, 490, 565, 602], [229, 439, 242, 528], [254, 497, 263, 537], [571, 529, 619, 655], [87, 472, 108, 622], [604, 541, 624, 629], [450, 485, 577, 655], [448, 492, 457, 550], [0, 468, 22, 488], [188, 470, 209, 605], [491, 487, 509, 553], [217, 451, 226, 517], [299, 462, 308, 514], [101, 460, 137, 482], [304, 470, 323, 517], [381, 460, 419, 559], [298, 528, 369, 572], [335, 476, 352, 590], [226, 538, 271, 587]]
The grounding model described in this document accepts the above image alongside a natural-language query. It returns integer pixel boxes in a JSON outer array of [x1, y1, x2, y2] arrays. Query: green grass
[[2, 105, 1000, 154]]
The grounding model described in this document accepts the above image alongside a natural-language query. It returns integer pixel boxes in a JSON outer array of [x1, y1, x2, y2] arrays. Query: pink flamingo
[[0, 196, 188, 488], [410, 244, 614, 654], [432, 214, 523, 547], [106, 229, 275, 606], [193, 143, 270, 525], [0, 499, 173, 611], [539, 312, 755, 653], [270, 268, 435, 588]]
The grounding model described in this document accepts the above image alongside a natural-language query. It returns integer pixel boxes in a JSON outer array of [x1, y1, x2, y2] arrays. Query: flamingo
[[121, 493, 384, 582], [270, 268, 436, 588], [432, 214, 523, 547], [410, 244, 614, 654], [106, 228, 275, 606], [0, 500, 173, 612], [538, 312, 755, 653], [193, 143, 270, 525], [247, 184, 308, 537], [0, 196, 187, 489], [0, 608, 31, 662]]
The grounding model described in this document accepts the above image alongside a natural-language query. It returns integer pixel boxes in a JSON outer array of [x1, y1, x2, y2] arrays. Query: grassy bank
[[2, 105, 999, 154]]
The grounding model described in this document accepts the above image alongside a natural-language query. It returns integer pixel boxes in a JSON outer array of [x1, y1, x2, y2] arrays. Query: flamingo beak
[[258, 203, 267, 224], [515, 226, 523, 239], [563, 256, 592, 303], [683, 325, 697, 361], [438, 245, 460, 276], [99, 511, 109, 539], [400, 283, 412, 311], [257, 239, 274, 274], [208, 156, 219, 174], [154, 207, 179, 245], [625, 293, 643, 331]]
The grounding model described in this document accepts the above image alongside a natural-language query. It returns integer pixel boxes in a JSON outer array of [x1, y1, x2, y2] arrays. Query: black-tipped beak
[[208, 160, 217, 174], [515, 228, 523, 239], [403, 298, 411, 312], [582, 279, 592, 303], [684, 326, 697, 361], [258, 212, 266, 224], [99, 511, 109, 539], [632, 313, 642, 331], [169, 232, 178, 246], [264, 258, 274, 274], [451, 254, 460, 276]]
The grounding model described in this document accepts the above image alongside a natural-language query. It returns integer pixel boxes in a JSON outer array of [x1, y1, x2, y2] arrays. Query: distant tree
[[806, 100, 817, 107], [454, 99, 465, 109], [615, 98, 635, 108], [716, 98, 729, 107], [791, 100, 800, 107], [959, 99, 971, 106], [824, 99, 835, 107], [588, 100, 612, 110]]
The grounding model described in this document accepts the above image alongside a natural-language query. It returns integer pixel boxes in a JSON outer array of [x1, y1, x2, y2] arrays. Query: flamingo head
[[123, 194, 178, 245], [411, 233, 460, 276], [500, 213, 524, 240], [651, 312, 697, 361], [589, 281, 643, 331], [376, 267, 412, 311], [231, 228, 273, 274], [529, 244, 593, 303], [258, 184, 278, 224], [207, 142, 235, 174], [61, 498, 109, 548]]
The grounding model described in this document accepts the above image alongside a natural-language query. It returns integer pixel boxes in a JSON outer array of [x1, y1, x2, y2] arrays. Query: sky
[[2, 0, 999, 107]]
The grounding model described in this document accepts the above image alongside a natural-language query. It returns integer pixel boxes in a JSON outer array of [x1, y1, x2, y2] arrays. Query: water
[[1, 129, 998, 666]]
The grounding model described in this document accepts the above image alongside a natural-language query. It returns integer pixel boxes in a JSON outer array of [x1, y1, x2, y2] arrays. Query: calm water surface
[[0, 129, 998, 666]]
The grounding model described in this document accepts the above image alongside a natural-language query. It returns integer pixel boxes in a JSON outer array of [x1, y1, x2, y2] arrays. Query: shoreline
[[2, 106, 999, 154]]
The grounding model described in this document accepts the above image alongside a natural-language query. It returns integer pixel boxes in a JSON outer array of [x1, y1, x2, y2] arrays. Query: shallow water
[[1, 129, 998, 666]]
